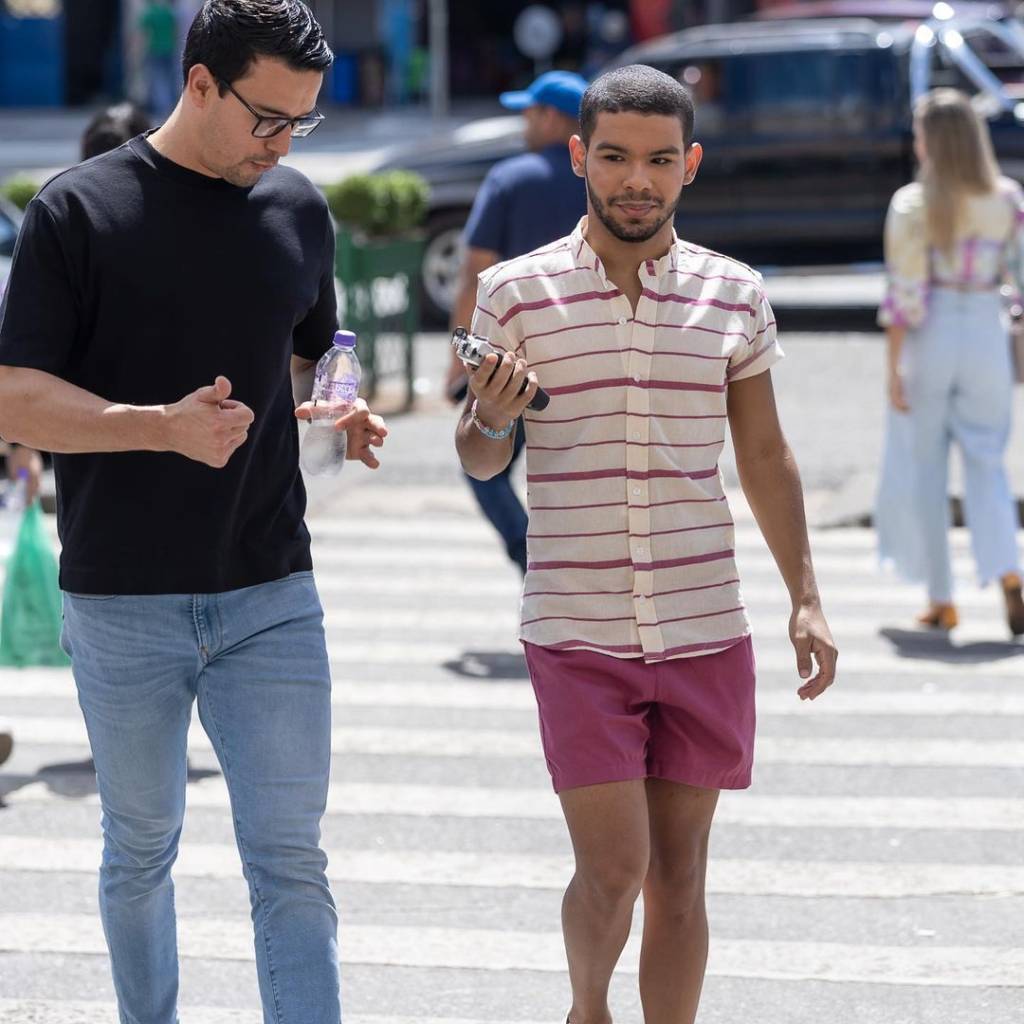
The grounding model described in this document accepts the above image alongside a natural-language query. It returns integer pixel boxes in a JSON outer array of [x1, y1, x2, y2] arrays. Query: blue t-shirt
[[463, 142, 586, 260]]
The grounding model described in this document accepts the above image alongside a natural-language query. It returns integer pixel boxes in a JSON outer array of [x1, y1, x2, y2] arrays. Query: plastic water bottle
[[300, 330, 361, 476]]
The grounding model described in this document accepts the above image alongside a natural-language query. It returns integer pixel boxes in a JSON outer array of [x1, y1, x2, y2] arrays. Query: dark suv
[[374, 6, 1024, 322]]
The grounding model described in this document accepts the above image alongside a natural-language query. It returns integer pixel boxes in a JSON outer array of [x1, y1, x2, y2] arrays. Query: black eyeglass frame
[[218, 78, 325, 139]]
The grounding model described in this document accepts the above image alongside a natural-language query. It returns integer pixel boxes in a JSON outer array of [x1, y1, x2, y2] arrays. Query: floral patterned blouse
[[878, 176, 1024, 329]]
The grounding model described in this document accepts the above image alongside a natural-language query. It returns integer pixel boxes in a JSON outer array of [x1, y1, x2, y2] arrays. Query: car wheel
[[420, 210, 467, 327]]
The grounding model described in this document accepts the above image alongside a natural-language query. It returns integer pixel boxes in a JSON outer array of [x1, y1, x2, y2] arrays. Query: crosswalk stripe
[[4, 670, 1024, 716], [315, 642, 1024, 676], [9, 638, 1018, 677], [309, 519, 883, 546], [287, 600, 1019, 639], [1, 835, 1020, 898], [6, 716, 1022, 768], [7, 780, 1020, 830], [304, 574, 1013, 612], [2, 912, 1021, 987], [305, 544, 985, 576], [0, 1002, 545, 1024]]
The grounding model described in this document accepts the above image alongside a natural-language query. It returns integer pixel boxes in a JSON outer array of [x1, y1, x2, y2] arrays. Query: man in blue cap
[[447, 70, 588, 575]]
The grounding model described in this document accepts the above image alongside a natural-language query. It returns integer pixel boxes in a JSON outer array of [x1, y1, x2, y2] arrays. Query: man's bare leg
[[559, 779, 650, 1024], [638, 779, 720, 1024]]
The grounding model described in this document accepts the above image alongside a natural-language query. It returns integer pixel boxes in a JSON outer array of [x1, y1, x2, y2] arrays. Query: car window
[[0, 210, 17, 259], [728, 50, 872, 136], [659, 49, 875, 139]]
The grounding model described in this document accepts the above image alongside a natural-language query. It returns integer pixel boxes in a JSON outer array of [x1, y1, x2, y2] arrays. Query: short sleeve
[[878, 185, 929, 329], [0, 199, 80, 376], [463, 169, 508, 256], [727, 278, 783, 382], [470, 272, 518, 356], [292, 213, 339, 362]]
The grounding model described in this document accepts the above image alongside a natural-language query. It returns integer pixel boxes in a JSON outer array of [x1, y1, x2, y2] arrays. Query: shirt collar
[[569, 216, 684, 284]]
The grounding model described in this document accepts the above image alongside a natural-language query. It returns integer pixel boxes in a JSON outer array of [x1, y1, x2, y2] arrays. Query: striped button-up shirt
[[472, 218, 783, 662]]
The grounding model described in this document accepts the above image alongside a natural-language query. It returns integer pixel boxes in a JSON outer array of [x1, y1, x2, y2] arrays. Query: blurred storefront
[[0, 0, 779, 109]]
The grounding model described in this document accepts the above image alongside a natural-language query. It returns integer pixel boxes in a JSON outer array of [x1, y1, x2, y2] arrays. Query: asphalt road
[[2, 326, 1022, 1023]]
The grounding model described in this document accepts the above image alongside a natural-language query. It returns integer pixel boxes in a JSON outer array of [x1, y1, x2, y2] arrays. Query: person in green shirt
[[139, 0, 179, 116]]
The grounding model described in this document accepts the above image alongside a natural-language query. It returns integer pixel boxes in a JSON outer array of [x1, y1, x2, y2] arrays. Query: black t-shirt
[[0, 136, 338, 594]]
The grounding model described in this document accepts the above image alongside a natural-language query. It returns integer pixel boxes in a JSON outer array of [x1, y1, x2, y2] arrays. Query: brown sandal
[[1001, 573, 1024, 638], [916, 602, 958, 631]]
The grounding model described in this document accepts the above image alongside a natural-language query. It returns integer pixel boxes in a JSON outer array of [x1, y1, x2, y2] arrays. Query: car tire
[[420, 209, 468, 328]]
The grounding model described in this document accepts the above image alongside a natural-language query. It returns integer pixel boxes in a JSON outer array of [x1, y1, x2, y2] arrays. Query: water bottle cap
[[333, 330, 357, 349]]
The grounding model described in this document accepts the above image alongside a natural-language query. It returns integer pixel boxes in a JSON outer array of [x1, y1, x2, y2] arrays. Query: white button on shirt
[[473, 218, 783, 662]]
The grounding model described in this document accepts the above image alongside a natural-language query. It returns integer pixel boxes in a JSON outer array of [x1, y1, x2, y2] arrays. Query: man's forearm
[[456, 407, 515, 480], [291, 356, 316, 407], [736, 443, 820, 607], [0, 366, 167, 453]]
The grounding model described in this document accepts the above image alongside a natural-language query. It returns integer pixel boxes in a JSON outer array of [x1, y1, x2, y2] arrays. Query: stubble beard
[[586, 176, 684, 244]]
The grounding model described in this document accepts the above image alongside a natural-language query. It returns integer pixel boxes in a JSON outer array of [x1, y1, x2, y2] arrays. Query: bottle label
[[315, 374, 359, 407]]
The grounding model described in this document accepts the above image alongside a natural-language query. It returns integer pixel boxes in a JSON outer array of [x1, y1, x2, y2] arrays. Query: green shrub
[[1, 175, 40, 211], [325, 171, 428, 237]]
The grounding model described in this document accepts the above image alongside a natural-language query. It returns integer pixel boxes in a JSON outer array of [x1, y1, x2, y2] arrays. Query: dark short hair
[[580, 64, 695, 148], [81, 103, 152, 161], [182, 0, 333, 91]]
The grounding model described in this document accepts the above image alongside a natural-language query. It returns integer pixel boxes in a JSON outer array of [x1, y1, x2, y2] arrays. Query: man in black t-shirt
[[0, 3, 385, 1020]]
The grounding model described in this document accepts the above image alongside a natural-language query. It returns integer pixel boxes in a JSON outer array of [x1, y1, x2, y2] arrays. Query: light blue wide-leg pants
[[877, 288, 1021, 601]]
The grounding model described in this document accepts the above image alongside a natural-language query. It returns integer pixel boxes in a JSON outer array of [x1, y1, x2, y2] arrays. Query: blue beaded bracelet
[[471, 400, 515, 440]]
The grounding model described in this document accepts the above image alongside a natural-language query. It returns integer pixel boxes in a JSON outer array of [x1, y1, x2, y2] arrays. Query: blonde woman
[[877, 88, 1024, 636]]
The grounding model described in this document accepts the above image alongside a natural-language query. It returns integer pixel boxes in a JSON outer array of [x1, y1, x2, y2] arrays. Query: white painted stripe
[[304, 541, 992, 575], [2, 913, 1021, 987], [2, 835, 1020, 898], [305, 518, 974, 554], [8, 716, 1023, 768], [314, 642, 1024, 677], [5, 670, 1024, 718], [316, 611, 1009, 643], [23, 640, 999, 677], [0, 1002, 541, 1024], [7, 780, 1021, 830], [306, 572, 1014, 611]]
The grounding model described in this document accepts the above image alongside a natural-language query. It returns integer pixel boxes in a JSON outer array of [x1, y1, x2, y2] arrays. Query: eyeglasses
[[218, 79, 324, 139]]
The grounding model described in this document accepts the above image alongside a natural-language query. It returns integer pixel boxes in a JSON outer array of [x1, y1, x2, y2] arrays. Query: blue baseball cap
[[499, 71, 588, 119]]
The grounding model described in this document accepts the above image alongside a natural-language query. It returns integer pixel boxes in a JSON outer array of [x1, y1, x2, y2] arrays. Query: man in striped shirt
[[456, 65, 837, 1024]]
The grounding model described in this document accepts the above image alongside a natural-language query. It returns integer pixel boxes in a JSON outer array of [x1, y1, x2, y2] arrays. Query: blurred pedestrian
[[456, 65, 836, 1024], [446, 70, 587, 574], [0, 2, 386, 1021], [81, 102, 152, 161], [877, 88, 1024, 636], [139, 0, 180, 117]]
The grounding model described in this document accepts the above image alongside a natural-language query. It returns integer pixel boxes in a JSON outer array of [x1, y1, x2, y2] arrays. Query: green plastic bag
[[0, 502, 70, 667]]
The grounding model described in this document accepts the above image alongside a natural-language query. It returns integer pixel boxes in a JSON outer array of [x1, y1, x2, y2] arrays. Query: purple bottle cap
[[333, 330, 357, 349]]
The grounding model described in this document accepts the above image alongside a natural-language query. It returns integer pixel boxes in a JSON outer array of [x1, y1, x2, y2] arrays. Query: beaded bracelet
[[471, 400, 515, 440]]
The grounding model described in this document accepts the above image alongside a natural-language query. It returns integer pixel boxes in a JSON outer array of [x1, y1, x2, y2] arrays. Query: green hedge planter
[[334, 226, 425, 407], [326, 171, 430, 409]]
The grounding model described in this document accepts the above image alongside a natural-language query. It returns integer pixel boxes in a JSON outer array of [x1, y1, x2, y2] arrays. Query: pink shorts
[[523, 637, 756, 793]]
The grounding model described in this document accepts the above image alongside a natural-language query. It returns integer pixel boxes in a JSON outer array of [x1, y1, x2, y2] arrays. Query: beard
[[586, 176, 684, 243]]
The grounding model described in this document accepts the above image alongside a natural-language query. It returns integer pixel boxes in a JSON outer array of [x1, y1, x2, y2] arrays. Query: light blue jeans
[[877, 288, 1021, 601], [61, 572, 340, 1024]]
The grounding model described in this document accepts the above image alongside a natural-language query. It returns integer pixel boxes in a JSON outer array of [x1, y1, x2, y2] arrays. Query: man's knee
[[574, 852, 648, 910], [644, 844, 709, 915], [101, 808, 184, 885]]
